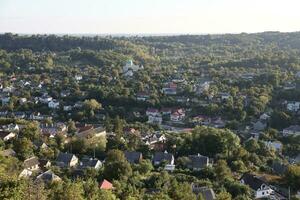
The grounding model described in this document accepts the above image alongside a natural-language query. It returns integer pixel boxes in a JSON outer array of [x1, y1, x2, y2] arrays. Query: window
[[262, 192, 265, 195]]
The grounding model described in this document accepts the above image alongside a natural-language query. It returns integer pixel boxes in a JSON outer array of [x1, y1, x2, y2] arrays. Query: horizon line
[[1, 30, 300, 37]]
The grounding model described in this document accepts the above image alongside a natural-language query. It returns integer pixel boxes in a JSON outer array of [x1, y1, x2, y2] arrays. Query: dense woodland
[[0, 32, 300, 200]]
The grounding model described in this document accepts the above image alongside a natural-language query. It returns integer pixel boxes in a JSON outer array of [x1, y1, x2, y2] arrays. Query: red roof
[[99, 179, 113, 190]]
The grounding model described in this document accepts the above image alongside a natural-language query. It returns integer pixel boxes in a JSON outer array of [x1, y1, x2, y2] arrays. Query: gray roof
[[153, 152, 174, 164], [199, 187, 216, 200], [125, 151, 142, 164], [37, 170, 61, 182], [56, 152, 76, 165], [240, 173, 266, 190], [284, 125, 300, 132], [79, 157, 101, 169], [24, 156, 39, 169], [188, 154, 209, 169]]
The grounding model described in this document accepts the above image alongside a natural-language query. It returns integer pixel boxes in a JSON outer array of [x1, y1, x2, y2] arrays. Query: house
[[136, 92, 150, 101], [153, 152, 174, 166], [0, 131, 16, 141], [99, 179, 113, 190], [161, 108, 172, 115], [191, 184, 216, 200], [240, 173, 274, 199], [41, 123, 67, 138], [211, 117, 226, 128], [192, 115, 211, 126], [282, 125, 300, 137], [1, 96, 10, 106], [39, 159, 51, 169], [259, 113, 270, 121], [187, 154, 209, 170], [147, 113, 162, 125], [162, 82, 177, 95], [78, 157, 102, 170], [56, 152, 78, 168], [264, 141, 282, 152], [48, 100, 60, 109], [294, 154, 300, 164], [162, 87, 177, 95], [14, 112, 26, 119], [63, 105, 73, 111], [286, 101, 300, 112], [122, 60, 143, 77], [164, 164, 176, 171], [23, 156, 40, 171], [195, 81, 210, 95], [19, 169, 33, 178], [144, 133, 167, 150], [0, 149, 16, 157], [170, 108, 185, 122], [253, 120, 267, 131], [75, 75, 83, 81], [75, 126, 106, 139], [125, 151, 142, 164], [283, 82, 296, 90], [1, 123, 19, 132], [271, 160, 287, 175], [219, 92, 231, 101], [146, 108, 160, 116], [39, 95, 53, 104], [36, 170, 61, 183]]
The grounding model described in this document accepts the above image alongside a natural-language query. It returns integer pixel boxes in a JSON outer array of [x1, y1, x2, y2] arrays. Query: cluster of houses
[[146, 108, 186, 124]]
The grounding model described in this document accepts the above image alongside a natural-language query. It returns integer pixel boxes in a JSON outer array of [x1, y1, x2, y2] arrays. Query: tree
[[104, 150, 132, 180], [84, 99, 101, 111], [21, 121, 40, 140], [137, 159, 153, 174], [285, 165, 300, 190], [60, 181, 85, 200], [13, 138, 34, 160], [67, 120, 77, 135], [215, 160, 232, 181], [216, 191, 232, 200], [169, 181, 197, 200]]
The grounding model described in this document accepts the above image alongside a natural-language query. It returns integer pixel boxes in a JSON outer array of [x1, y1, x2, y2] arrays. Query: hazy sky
[[1, 0, 300, 34]]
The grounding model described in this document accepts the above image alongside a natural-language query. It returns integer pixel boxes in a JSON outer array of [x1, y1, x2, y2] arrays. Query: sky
[[0, 0, 300, 34]]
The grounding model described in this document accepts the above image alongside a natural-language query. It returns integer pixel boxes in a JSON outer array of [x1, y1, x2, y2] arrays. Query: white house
[[123, 60, 143, 77], [48, 100, 60, 109], [148, 113, 163, 125], [240, 173, 274, 199], [170, 109, 185, 122], [39, 95, 53, 104], [0, 131, 16, 141], [63, 105, 73, 111], [286, 101, 300, 112], [75, 75, 83, 81]]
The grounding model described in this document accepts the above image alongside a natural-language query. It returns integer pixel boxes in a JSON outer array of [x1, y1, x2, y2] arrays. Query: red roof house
[[99, 179, 113, 190]]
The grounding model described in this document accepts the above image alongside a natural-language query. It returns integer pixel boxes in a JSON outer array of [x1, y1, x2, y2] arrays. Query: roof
[[0, 131, 14, 139], [284, 125, 300, 132], [240, 173, 267, 190], [124, 151, 142, 164], [199, 187, 216, 200], [99, 179, 113, 190], [153, 152, 174, 163], [188, 154, 209, 169], [56, 152, 76, 164], [24, 156, 39, 169], [0, 149, 16, 157], [37, 170, 61, 182], [80, 157, 101, 169]]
